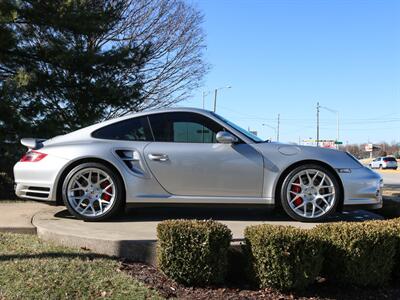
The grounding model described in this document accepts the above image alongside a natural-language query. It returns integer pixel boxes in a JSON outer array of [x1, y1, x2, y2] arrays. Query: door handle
[[148, 153, 169, 162]]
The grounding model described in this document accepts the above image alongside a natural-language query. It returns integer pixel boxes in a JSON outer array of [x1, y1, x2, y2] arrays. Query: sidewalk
[[0, 202, 51, 234]]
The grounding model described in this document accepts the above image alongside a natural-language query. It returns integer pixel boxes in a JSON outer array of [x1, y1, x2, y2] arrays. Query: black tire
[[280, 164, 342, 222], [62, 162, 124, 221]]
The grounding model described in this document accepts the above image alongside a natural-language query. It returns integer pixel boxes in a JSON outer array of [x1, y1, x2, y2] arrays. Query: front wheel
[[62, 162, 124, 221], [280, 164, 341, 222]]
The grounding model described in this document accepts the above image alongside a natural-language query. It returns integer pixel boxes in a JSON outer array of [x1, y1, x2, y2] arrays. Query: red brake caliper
[[101, 181, 112, 201], [291, 178, 303, 206]]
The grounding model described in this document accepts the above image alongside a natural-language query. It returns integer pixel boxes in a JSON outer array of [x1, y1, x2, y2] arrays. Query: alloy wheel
[[286, 169, 336, 219], [66, 167, 116, 217]]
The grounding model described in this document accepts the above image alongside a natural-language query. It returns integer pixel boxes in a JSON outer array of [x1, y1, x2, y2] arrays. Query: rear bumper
[[13, 155, 69, 201], [14, 183, 54, 201]]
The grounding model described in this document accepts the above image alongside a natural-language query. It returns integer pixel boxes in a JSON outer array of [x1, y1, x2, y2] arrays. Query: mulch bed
[[120, 261, 400, 300]]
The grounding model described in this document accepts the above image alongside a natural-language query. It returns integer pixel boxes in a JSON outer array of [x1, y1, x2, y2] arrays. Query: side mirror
[[216, 131, 238, 144]]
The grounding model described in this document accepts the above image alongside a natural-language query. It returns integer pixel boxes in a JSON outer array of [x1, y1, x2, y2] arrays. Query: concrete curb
[[35, 224, 158, 264], [32, 209, 159, 264]]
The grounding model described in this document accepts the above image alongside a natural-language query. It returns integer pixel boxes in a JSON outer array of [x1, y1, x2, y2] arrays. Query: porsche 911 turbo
[[14, 108, 383, 222]]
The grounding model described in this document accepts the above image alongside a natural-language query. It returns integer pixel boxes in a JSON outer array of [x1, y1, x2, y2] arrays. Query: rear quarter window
[[92, 117, 153, 141]]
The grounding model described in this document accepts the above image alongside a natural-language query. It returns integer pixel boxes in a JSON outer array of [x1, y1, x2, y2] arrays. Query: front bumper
[[340, 167, 383, 209], [13, 154, 69, 201]]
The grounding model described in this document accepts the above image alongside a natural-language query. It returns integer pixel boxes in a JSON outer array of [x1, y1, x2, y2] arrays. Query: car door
[[143, 112, 264, 197], [371, 158, 378, 168], [377, 158, 383, 168]]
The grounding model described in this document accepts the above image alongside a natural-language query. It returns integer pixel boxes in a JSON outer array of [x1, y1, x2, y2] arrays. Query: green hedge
[[370, 219, 400, 280], [244, 224, 324, 291], [314, 222, 397, 286], [157, 219, 232, 286]]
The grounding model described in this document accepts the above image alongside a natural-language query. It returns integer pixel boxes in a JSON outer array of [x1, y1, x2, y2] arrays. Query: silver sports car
[[14, 108, 383, 222]]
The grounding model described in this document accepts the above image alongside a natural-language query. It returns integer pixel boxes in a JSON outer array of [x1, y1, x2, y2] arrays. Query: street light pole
[[316, 102, 320, 147], [336, 111, 339, 143], [277, 113, 280, 142], [262, 123, 277, 141], [212, 85, 231, 112], [213, 89, 218, 112]]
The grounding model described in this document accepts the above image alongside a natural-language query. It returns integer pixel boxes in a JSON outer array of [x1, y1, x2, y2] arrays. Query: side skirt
[[127, 194, 273, 205]]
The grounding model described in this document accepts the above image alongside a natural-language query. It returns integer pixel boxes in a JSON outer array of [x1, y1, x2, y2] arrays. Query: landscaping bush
[[314, 221, 397, 287], [371, 218, 400, 280], [244, 224, 324, 291], [157, 219, 232, 286]]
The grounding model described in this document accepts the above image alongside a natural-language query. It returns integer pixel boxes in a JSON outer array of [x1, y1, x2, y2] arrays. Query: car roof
[[95, 107, 214, 127], [45, 107, 217, 144]]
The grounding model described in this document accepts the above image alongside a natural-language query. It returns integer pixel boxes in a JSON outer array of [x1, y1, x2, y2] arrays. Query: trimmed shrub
[[314, 222, 397, 286], [373, 218, 400, 280], [157, 219, 232, 286], [244, 224, 324, 291]]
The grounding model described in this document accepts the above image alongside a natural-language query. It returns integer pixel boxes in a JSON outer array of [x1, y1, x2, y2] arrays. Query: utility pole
[[319, 104, 340, 149], [277, 114, 280, 142], [316, 102, 320, 147]]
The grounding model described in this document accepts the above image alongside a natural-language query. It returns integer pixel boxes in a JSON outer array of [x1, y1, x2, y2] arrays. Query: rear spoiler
[[20, 138, 46, 149]]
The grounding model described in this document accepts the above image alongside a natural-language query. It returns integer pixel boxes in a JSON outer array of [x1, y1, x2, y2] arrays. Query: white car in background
[[369, 157, 398, 170]]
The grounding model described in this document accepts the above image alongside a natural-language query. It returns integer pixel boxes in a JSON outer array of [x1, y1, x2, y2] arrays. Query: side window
[[92, 117, 153, 141], [148, 112, 224, 143]]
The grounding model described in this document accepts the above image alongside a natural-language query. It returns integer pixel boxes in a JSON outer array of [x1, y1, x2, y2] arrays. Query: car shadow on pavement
[[54, 206, 382, 223]]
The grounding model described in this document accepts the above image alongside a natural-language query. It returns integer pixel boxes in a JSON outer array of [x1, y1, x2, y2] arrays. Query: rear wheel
[[280, 164, 341, 222], [62, 162, 124, 221]]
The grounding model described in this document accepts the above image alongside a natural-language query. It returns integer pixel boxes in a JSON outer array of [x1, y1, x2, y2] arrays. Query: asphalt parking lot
[[378, 169, 400, 187]]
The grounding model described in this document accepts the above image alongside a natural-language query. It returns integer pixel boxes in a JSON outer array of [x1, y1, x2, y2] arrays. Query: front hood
[[253, 142, 364, 170]]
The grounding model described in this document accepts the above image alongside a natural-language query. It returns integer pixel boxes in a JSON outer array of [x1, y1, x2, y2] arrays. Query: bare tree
[[100, 0, 208, 117]]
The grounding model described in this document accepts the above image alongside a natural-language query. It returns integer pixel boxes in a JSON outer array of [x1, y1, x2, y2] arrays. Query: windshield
[[211, 112, 264, 143]]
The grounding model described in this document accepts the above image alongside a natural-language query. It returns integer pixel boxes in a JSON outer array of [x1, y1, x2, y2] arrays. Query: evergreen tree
[[0, 0, 206, 177], [0, 0, 150, 137]]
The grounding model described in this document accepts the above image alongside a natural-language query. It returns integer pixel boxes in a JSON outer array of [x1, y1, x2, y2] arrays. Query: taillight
[[20, 151, 47, 162]]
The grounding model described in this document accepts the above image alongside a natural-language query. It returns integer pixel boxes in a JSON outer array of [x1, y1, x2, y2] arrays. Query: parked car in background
[[369, 157, 398, 170]]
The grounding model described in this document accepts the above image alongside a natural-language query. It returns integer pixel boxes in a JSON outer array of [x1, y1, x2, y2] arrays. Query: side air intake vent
[[115, 150, 145, 175]]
